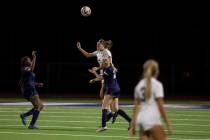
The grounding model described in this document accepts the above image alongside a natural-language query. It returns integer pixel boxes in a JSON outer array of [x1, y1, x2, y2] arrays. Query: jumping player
[[89, 57, 131, 132], [77, 39, 118, 122]]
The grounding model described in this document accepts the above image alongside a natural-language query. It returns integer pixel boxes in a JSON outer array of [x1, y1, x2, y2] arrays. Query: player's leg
[[111, 98, 119, 123], [28, 93, 44, 129], [140, 130, 150, 140], [149, 125, 167, 140], [97, 95, 113, 132], [112, 98, 131, 125], [99, 81, 114, 122], [20, 91, 35, 126]]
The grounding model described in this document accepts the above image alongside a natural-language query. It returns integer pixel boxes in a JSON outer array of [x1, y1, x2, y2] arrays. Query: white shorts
[[136, 112, 162, 131]]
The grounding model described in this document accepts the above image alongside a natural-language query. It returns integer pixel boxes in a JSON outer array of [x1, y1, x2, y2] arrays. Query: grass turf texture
[[0, 101, 210, 139]]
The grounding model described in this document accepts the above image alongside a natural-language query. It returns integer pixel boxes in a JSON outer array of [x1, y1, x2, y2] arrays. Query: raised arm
[[31, 50, 37, 71], [76, 42, 95, 58]]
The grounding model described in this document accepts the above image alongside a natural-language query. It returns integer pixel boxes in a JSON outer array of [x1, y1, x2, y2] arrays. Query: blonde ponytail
[[106, 40, 113, 50], [144, 67, 152, 101]]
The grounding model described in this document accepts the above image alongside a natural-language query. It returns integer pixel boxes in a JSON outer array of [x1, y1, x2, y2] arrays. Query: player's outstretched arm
[[31, 50, 37, 71], [76, 42, 95, 58]]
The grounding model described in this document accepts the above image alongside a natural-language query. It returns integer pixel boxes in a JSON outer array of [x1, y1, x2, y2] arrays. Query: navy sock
[[102, 109, 107, 127], [117, 109, 131, 122], [106, 112, 113, 121], [22, 108, 35, 117], [29, 109, 40, 126]]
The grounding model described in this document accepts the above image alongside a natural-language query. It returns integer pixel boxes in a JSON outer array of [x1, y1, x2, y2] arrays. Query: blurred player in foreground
[[128, 59, 172, 140]]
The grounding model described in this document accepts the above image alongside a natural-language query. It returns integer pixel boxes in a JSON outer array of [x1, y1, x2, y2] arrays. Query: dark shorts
[[105, 88, 120, 98], [22, 88, 38, 101]]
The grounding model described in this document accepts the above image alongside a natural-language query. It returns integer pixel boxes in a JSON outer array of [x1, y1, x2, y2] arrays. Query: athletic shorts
[[137, 112, 162, 131], [105, 89, 120, 98], [22, 88, 38, 101]]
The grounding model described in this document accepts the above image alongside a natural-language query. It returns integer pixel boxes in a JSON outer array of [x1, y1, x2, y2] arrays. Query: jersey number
[[140, 87, 146, 102]]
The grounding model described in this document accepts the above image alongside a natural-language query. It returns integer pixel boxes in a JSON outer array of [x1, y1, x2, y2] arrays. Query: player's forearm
[[131, 100, 140, 127], [31, 56, 36, 71], [78, 47, 92, 58], [157, 98, 171, 126], [93, 71, 102, 79]]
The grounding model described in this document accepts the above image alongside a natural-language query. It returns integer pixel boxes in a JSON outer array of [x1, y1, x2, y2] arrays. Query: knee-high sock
[[29, 109, 40, 126], [117, 109, 131, 123], [106, 112, 113, 121], [102, 109, 107, 127], [22, 108, 35, 117]]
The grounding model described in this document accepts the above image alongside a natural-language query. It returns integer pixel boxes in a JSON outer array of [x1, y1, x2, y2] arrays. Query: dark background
[[0, 1, 208, 99]]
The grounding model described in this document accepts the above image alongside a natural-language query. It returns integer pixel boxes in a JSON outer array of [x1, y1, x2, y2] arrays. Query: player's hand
[[37, 83, 44, 87], [76, 42, 81, 49], [92, 67, 99, 71], [89, 79, 95, 84], [32, 50, 37, 57], [128, 127, 136, 137], [88, 69, 96, 74]]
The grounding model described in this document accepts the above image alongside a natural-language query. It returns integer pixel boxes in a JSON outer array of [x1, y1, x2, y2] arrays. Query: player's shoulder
[[104, 49, 112, 54], [134, 79, 144, 90], [151, 78, 163, 88]]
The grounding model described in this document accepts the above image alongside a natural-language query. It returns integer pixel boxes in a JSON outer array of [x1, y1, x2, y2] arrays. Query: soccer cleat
[[96, 127, 107, 132], [20, 114, 26, 126], [28, 125, 38, 129]]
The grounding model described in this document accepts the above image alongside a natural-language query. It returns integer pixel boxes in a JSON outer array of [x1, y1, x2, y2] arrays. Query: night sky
[[0, 1, 208, 98]]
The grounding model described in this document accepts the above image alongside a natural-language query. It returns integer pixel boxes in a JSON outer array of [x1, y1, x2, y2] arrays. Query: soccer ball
[[81, 6, 91, 17]]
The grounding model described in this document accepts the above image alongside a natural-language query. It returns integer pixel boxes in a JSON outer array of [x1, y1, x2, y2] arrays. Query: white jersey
[[93, 49, 112, 66], [134, 78, 164, 131], [93, 49, 112, 76]]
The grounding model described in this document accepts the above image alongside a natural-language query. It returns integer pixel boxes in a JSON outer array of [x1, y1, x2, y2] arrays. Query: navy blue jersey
[[103, 66, 120, 95], [20, 66, 36, 90]]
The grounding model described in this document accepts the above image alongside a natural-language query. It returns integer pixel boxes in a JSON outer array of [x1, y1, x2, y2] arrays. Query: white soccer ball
[[81, 6, 91, 17]]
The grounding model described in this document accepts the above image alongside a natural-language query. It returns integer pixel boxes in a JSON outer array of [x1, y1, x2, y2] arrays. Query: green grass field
[[0, 102, 210, 140]]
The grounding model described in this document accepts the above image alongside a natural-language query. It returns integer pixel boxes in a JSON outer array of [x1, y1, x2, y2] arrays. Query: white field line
[[0, 118, 127, 124], [0, 131, 138, 139], [0, 125, 210, 135], [1, 118, 210, 127], [0, 131, 210, 140], [1, 114, 210, 123], [1, 107, 210, 115], [0, 110, 210, 117]]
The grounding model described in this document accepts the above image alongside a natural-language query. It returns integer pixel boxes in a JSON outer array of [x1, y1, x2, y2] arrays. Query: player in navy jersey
[[19, 50, 44, 129], [77, 39, 118, 122], [88, 57, 131, 132]]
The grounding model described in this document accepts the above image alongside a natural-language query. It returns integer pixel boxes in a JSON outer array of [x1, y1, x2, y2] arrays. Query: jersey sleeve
[[154, 82, 164, 98], [134, 86, 140, 99], [92, 51, 98, 56], [106, 49, 112, 57]]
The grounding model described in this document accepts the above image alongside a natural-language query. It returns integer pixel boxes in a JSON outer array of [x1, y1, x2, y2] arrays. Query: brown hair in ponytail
[[98, 39, 113, 50]]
